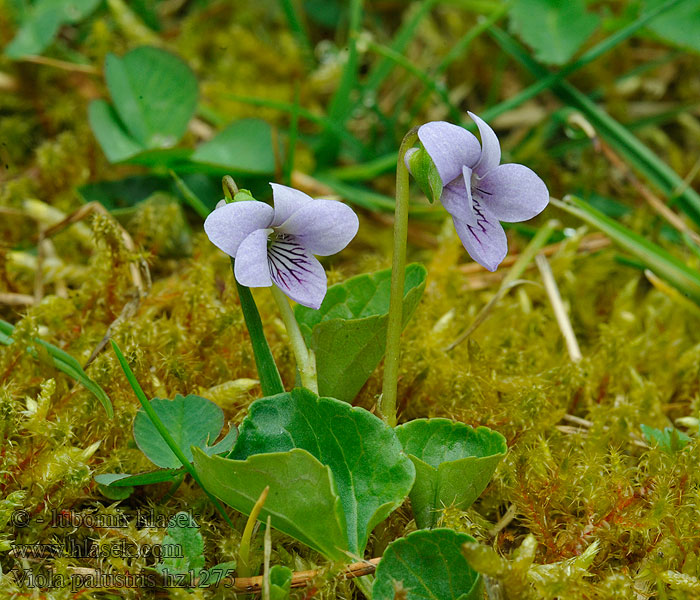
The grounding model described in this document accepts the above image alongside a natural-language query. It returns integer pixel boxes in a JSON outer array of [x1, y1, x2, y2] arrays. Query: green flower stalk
[[380, 128, 418, 427]]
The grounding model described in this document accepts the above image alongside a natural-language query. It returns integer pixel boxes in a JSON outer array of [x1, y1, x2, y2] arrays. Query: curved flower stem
[[380, 128, 418, 427], [270, 286, 318, 393]]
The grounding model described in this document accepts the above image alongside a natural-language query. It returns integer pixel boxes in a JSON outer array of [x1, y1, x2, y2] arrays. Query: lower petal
[[234, 229, 273, 288], [476, 163, 549, 222], [451, 202, 507, 272], [267, 236, 327, 309]]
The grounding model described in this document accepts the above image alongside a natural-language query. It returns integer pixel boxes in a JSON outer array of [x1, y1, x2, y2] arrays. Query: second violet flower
[[407, 111, 549, 271], [204, 183, 359, 310]]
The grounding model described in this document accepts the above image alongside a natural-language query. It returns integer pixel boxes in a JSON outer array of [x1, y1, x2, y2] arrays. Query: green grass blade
[[278, 0, 314, 66], [490, 27, 700, 224], [169, 169, 210, 220], [366, 40, 462, 122], [313, 174, 440, 219], [284, 83, 300, 186], [321, 152, 398, 181], [552, 196, 700, 304], [480, 0, 683, 125], [315, 0, 363, 165], [408, 3, 510, 121], [0, 319, 113, 418], [219, 94, 365, 153], [361, 0, 438, 99]]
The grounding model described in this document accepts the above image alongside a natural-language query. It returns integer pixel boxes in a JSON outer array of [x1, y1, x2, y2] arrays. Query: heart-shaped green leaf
[[5, 0, 101, 58], [508, 0, 600, 65], [194, 447, 348, 561], [133, 394, 237, 468], [155, 512, 205, 577], [269, 565, 293, 600], [191, 119, 275, 174], [395, 419, 507, 529], [104, 47, 198, 149], [295, 264, 427, 402], [194, 388, 415, 559], [645, 0, 700, 53], [373, 528, 482, 600]]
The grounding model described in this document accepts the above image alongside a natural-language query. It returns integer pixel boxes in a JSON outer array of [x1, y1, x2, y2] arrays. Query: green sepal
[[407, 146, 442, 204]]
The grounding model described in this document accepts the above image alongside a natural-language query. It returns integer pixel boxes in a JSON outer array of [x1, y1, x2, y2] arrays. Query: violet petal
[[451, 199, 508, 272], [204, 200, 274, 258], [469, 111, 501, 176], [276, 199, 359, 256], [441, 165, 477, 227], [476, 163, 550, 222], [234, 228, 273, 288], [270, 183, 313, 227], [267, 236, 327, 309], [417, 121, 481, 186]]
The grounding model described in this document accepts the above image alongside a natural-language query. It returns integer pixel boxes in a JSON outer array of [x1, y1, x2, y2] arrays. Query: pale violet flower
[[407, 111, 549, 271], [204, 183, 359, 309]]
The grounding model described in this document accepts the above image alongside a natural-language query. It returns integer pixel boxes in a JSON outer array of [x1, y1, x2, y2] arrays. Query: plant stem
[[380, 128, 418, 427], [235, 276, 285, 397], [270, 286, 318, 393]]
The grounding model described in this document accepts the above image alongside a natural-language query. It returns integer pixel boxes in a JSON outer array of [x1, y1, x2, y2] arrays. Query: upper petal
[[268, 236, 327, 309], [417, 121, 481, 186], [468, 111, 501, 176], [441, 165, 476, 227], [276, 199, 359, 256], [451, 199, 508, 272], [234, 228, 273, 288], [270, 183, 313, 227], [204, 200, 274, 258], [476, 163, 549, 223]]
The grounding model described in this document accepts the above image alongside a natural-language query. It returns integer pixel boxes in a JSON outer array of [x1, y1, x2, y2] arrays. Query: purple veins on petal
[[451, 199, 508, 272], [204, 182, 359, 308], [409, 111, 550, 272], [267, 235, 327, 309]]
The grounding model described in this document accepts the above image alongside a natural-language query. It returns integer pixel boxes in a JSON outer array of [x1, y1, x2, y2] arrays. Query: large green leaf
[[190, 119, 275, 175], [645, 0, 700, 53], [373, 529, 482, 600], [104, 46, 198, 149], [395, 419, 507, 529], [295, 264, 427, 402], [4, 0, 100, 58], [194, 389, 415, 560], [194, 448, 348, 561], [88, 100, 146, 164], [231, 389, 415, 555], [133, 394, 237, 468], [508, 0, 600, 65]]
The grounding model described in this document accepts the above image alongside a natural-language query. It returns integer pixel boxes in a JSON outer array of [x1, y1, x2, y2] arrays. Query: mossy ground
[[2, 1, 700, 598]]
